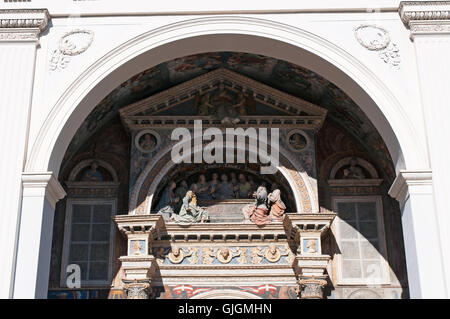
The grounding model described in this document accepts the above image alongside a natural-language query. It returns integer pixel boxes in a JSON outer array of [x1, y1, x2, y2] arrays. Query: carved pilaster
[[284, 213, 335, 299], [0, 9, 50, 43], [123, 279, 152, 299], [399, 2, 450, 38], [297, 277, 328, 299]]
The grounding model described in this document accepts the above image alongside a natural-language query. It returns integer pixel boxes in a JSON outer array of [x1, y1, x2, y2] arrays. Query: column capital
[[399, 1, 450, 38], [22, 172, 66, 209], [0, 9, 50, 43], [388, 169, 433, 206]]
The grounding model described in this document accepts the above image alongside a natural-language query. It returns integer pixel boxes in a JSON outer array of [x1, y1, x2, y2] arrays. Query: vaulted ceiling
[[61, 52, 394, 181]]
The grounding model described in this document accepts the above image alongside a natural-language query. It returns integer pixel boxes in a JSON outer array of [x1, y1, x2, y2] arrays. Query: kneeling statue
[[174, 190, 210, 224], [242, 186, 270, 226]]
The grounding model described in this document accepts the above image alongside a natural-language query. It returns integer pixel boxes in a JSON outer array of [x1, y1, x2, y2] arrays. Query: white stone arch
[[26, 16, 427, 179], [190, 289, 262, 299], [129, 137, 316, 215]]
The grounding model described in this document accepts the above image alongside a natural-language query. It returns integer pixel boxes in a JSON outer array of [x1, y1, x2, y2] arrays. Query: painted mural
[[62, 52, 394, 183]]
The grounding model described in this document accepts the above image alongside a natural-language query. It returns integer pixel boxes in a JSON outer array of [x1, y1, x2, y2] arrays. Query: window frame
[[332, 195, 390, 285], [60, 198, 117, 288]]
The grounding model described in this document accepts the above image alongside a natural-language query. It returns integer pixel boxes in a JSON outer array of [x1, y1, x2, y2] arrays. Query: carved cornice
[[22, 172, 67, 209], [399, 2, 450, 37], [0, 9, 50, 42], [388, 169, 433, 206]]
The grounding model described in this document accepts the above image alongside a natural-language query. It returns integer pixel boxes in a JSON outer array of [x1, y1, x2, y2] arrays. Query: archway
[[27, 16, 426, 177], [19, 16, 425, 299]]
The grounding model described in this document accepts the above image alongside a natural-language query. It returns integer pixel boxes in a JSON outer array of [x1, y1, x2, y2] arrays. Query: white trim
[[60, 198, 116, 288], [388, 169, 433, 208], [332, 195, 390, 286], [22, 172, 66, 209]]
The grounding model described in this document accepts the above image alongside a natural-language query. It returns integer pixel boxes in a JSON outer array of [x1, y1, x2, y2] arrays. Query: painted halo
[[286, 129, 309, 152], [135, 129, 160, 153]]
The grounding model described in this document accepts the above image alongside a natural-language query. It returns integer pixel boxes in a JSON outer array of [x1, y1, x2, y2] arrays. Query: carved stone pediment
[[119, 68, 327, 130]]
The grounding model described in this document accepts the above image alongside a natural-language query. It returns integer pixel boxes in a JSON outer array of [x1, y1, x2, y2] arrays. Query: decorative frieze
[[399, 1, 450, 37], [0, 9, 50, 42]]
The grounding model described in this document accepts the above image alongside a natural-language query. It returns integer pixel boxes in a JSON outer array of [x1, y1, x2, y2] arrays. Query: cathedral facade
[[0, 1, 449, 299]]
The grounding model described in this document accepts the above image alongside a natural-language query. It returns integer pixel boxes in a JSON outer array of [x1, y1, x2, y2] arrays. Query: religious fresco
[[62, 52, 394, 183]]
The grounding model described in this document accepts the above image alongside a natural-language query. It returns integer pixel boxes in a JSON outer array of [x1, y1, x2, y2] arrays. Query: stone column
[[389, 170, 446, 298], [13, 173, 66, 298], [399, 1, 450, 298], [0, 9, 50, 299]]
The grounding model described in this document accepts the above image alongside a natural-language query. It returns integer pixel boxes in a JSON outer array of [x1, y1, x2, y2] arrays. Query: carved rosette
[[123, 280, 152, 299], [297, 277, 328, 299]]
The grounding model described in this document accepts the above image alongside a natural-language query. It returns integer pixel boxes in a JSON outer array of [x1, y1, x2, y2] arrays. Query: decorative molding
[[0, 9, 49, 42], [399, 1, 450, 37], [388, 169, 433, 206], [49, 29, 94, 71], [21, 172, 67, 209], [354, 24, 401, 68], [119, 68, 328, 129]]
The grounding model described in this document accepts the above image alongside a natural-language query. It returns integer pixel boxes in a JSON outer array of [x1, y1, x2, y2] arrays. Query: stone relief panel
[[49, 29, 94, 71], [354, 25, 401, 69], [152, 244, 295, 266]]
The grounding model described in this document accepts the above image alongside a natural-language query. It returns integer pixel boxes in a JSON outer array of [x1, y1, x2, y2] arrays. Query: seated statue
[[174, 191, 209, 223], [196, 174, 212, 201], [215, 174, 234, 200], [154, 181, 179, 221], [174, 180, 188, 212], [268, 189, 286, 222], [242, 186, 270, 226], [236, 174, 252, 199], [209, 173, 220, 199]]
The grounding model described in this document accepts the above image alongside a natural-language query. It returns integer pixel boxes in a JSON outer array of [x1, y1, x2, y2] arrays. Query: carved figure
[[268, 189, 286, 222], [236, 173, 252, 198], [174, 191, 209, 223], [81, 161, 103, 181], [217, 247, 233, 263], [305, 239, 317, 254], [343, 157, 365, 179], [242, 186, 270, 225], [215, 174, 234, 200], [154, 181, 179, 221], [168, 245, 185, 264], [196, 174, 212, 201], [264, 244, 281, 262], [132, 240, 144, 255]]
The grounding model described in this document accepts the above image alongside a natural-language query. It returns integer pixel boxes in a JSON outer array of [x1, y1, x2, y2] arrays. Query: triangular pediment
[[120, 68, 327, 129]]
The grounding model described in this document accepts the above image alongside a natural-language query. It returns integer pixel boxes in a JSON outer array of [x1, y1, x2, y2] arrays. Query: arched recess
[[26, 16, 426, 179], [129, 139, 317, 215]]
